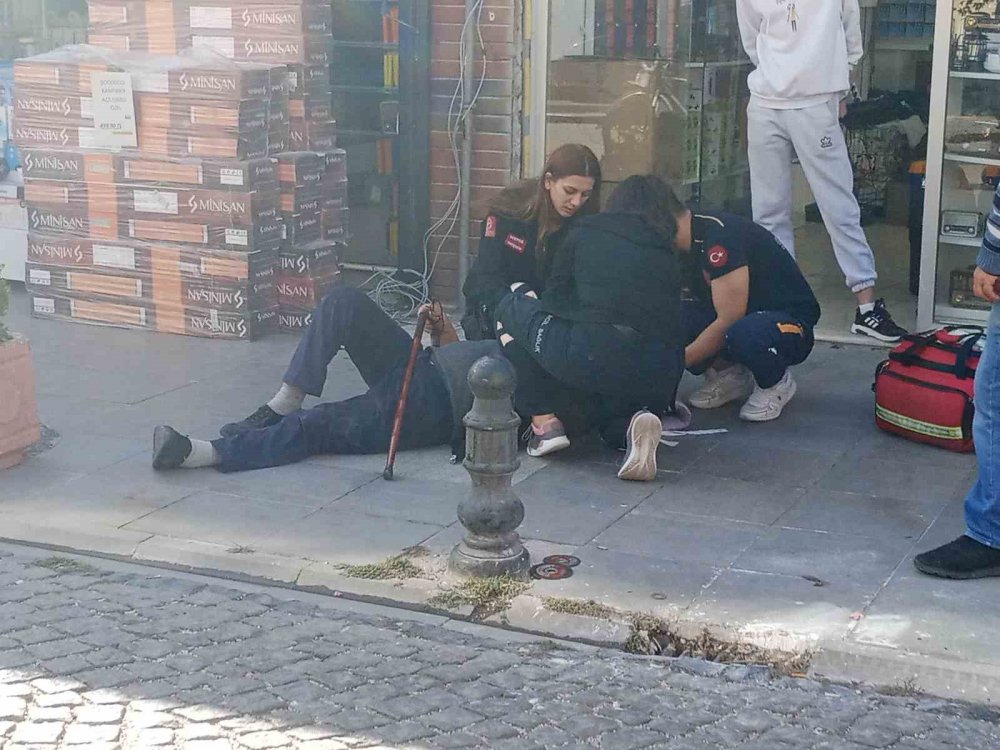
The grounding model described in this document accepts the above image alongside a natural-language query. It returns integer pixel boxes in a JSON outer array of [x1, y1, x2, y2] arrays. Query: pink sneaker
[[526, 418, 570, 457]]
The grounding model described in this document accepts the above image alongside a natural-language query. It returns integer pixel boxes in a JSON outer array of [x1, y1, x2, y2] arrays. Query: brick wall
[[428, 0, 521, 305]]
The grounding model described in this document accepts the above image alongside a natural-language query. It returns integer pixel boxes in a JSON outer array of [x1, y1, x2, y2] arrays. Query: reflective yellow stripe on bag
[[875, 405, 964, 440]]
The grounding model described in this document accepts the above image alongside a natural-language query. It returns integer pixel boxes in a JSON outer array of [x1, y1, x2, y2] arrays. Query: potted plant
[[0, 269, 40, 469]]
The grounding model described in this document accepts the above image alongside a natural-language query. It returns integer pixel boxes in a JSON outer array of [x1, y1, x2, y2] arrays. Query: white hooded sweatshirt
[[736, 0, 863, 108]]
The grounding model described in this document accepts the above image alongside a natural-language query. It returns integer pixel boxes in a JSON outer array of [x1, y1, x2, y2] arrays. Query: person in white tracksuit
[[736, 0, 908, 343]]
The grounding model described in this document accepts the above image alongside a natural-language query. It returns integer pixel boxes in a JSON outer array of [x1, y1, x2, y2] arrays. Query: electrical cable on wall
[[362, 0, 488, 321]]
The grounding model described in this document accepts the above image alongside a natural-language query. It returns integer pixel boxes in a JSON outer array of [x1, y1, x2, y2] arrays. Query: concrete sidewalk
[[1, 284, 995, 703]]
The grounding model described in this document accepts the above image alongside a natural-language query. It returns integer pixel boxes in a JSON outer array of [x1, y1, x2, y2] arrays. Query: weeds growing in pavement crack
[[429, 575, 530, 620], [544, 595, 812, 674], [338, 554, 423, 580]]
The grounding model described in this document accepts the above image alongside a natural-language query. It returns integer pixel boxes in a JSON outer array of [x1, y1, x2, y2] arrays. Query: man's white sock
[[181, 439, 220, 469], [859, 302, 875, 314], [267, 383, 305, 415]]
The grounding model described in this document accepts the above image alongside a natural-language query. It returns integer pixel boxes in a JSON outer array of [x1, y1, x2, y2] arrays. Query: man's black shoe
[[851, 298, 908, 343], [219, 405, 283, 437], [914, 535, 1000, 579], [152, 425, 192, 470]]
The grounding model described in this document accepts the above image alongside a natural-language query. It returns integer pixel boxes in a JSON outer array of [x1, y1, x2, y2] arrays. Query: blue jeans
[[210, 286, 454, 472], [966, 324, 1000, 548]]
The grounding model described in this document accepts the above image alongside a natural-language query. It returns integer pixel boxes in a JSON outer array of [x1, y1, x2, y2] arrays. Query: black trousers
[[211, 287, 453, 472], [497, 293, 685, 448]]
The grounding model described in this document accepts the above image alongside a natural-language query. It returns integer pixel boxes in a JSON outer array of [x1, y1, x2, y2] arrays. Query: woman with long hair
[[461, 143, 602, 340], [496, 175, 687, 481]]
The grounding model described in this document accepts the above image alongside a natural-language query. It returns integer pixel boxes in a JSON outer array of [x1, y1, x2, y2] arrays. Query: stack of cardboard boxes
[[13, 47, 285, 339], [11, 0, 351, 340], [87, 0, 338, 155], [274, 150, 343, 333]]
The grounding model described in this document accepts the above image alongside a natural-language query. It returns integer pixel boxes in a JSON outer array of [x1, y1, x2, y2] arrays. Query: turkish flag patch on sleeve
[[484, 215, 497, 238], [505, 234, 527, 254], [707, 245, 729, 268]]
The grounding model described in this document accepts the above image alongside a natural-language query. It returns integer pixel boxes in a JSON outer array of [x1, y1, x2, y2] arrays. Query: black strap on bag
[[953, 331, 983, 380], [890, 326, 983, 379]]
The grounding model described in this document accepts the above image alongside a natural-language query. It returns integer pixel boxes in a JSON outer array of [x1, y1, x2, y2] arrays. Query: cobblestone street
[[0, 544, 997, 749]]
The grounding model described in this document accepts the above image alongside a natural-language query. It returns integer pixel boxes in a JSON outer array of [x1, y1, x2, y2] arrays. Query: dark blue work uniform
[[210, 286, 454, 472], [684, 211, 821, 388]]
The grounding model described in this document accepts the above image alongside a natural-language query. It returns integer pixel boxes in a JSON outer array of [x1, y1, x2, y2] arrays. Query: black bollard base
[[449, 542, 531, 581]]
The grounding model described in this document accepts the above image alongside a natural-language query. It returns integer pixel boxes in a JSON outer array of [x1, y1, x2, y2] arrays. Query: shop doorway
[[531, 0, 930, 342]]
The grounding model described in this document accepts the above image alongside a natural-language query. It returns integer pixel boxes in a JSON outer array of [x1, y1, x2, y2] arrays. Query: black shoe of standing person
[[914, 535, 1000, 579], [219, 405, 283, 438], [851, 298, 908, 343], [152, 425, 192, 470]]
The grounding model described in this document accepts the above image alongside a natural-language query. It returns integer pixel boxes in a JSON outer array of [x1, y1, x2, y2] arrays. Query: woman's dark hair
[[488, 144, 602, 255], [604, 175, 686, 247]]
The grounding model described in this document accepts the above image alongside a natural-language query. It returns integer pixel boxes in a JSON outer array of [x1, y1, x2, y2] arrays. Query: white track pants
[[747, 97, 877, 294]]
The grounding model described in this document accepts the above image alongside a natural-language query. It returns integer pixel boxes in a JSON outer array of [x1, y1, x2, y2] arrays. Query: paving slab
[[850, 571, 1000, 667], [534, 546, 720, 616], [329, 478, 467, 527], [733, 527, 915, 590], [776, 489, 947, 540], [122, 492, 318, 548], [594, 511, 766, 566], [248, 508, 445, 565], [688, 441, 841, 489], [689, 569, 871, 647], [641, 473, 807, 526]]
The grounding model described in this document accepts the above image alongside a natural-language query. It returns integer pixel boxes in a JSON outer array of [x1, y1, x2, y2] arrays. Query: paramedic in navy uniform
[[665, 187, 821, 422], [915, 181, 1000, 579]]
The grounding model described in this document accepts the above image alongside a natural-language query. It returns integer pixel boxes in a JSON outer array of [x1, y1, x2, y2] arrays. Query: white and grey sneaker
[[739, 371, 797, 422], [688, 365, 754, 410], [526, 418, 570, 458], [617, 410, 663, 482], [851, 299, 907, 343]]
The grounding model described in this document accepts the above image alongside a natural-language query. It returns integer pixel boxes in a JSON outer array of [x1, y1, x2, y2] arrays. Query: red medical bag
[[873, 326, 984, 452]]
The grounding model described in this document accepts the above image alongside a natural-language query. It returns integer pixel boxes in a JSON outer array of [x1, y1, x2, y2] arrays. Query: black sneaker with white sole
[[152, 425, 192, 470], [851, 298, 908, 343], [220, 405, 283, 437]]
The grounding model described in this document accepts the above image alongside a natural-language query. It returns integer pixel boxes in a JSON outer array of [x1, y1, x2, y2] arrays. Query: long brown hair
[[489, 144, 602, 255]]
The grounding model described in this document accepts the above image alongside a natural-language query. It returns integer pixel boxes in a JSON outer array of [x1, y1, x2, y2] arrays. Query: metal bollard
[[449, 355, 531, 579]]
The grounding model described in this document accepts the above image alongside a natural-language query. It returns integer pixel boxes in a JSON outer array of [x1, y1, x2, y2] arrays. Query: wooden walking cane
[[383, 308, 430, 480]]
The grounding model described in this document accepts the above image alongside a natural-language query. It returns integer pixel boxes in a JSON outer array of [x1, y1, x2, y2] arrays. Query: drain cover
[[530, 563, 573, 580], [543, 555, 581, 568]]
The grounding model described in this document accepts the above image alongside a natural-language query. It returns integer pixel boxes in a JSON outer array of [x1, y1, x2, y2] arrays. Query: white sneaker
[[617, 411, 662, 482], [688, 365, 754, 409], [739, 371, 797, 422]]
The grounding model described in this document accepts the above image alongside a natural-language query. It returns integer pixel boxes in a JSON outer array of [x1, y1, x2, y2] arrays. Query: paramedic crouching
[[665, 188, 821, 422]]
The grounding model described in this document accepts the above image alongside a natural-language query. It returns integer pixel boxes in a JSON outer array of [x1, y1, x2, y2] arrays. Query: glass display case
[[918, 0, 1000, 326], [330, 0, 429, 271], [540, 0, 751, 213]]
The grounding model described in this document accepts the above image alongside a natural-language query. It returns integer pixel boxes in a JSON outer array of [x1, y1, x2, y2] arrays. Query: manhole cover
[[530, 563, 573, 580], [543, 555, 581, 568]]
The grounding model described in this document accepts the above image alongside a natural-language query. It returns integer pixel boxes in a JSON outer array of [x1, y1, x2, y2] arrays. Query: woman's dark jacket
[[461, 213, 567, 340], [537, 212, 683, 346]]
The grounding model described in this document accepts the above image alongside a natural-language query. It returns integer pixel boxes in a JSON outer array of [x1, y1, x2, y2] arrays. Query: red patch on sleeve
[[484, 216, 497, 238], [505, 234, 527, 254], [707, 245, 729, 268]]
